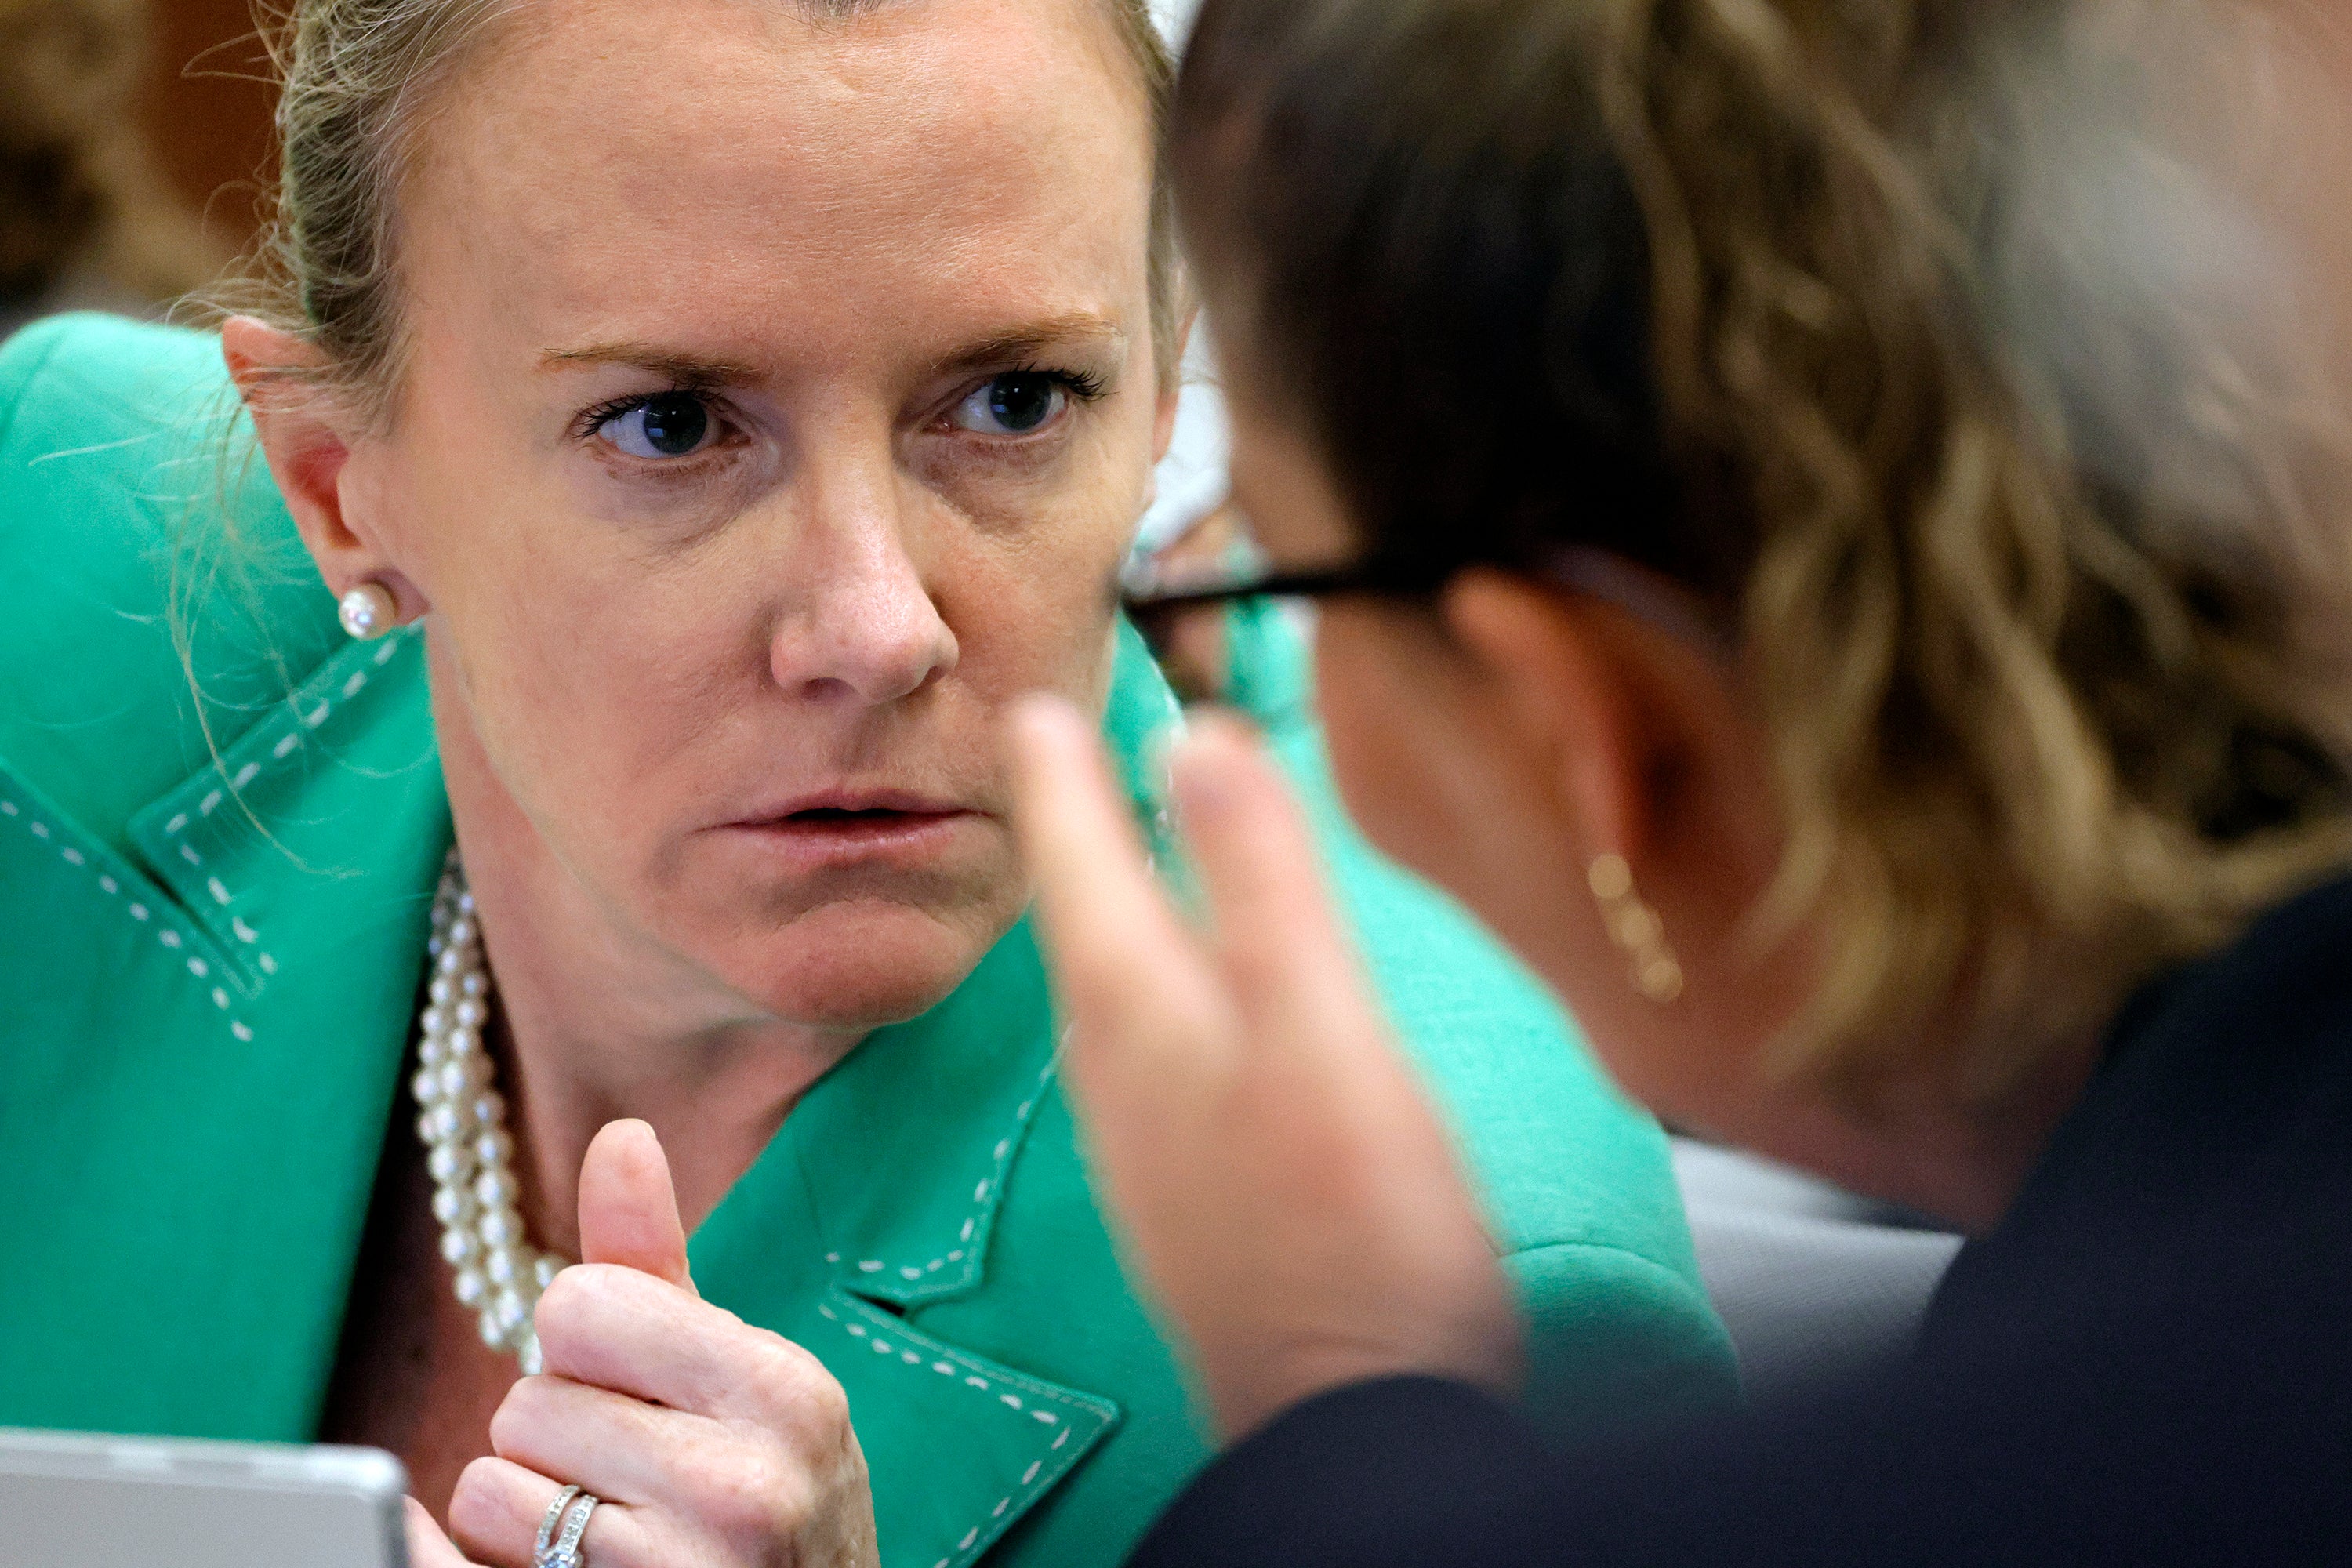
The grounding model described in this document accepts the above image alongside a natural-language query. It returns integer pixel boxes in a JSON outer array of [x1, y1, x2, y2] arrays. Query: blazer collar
[[122, 625, 447, 1011], [0, 626, 445, 1443]]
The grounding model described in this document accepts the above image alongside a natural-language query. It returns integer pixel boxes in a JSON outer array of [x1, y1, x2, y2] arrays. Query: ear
[[220, 316, 426, 619], [1440, 566, 1780, 931], [1438, 569, 1650, 873]]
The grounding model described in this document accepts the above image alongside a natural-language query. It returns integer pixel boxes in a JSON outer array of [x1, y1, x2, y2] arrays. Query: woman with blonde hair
[[1014, 0, 2352, 1558], [0, 0, 1737, 1563]]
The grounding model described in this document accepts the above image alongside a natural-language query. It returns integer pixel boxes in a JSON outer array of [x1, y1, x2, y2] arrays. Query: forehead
[[402, 0, 1155, 363]]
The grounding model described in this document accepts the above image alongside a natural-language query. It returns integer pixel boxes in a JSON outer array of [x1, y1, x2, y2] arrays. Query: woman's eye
[[597, 392, 719, 459], [951, 372, 1070, 436]]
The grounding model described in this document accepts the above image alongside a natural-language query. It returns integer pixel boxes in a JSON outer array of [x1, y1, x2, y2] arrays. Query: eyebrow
[[537, 343, 763, 384], [929, 313, 1130, 376], [539, 311, 1130, 386]]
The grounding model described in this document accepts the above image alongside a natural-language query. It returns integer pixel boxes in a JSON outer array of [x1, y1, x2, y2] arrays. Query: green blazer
[[0, 314, 1733, 1568]]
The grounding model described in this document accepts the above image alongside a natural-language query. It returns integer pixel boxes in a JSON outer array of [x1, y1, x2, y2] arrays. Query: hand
[[406, 1120, 880, 1567], [1007, 695, 1523, 1442]]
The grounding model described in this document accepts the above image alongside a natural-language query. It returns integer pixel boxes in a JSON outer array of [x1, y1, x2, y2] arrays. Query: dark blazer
[[1131, 873, 2352, 1565]]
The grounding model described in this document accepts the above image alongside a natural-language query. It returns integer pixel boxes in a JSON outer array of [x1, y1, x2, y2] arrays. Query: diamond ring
[[533, 1483, 599, 1567]]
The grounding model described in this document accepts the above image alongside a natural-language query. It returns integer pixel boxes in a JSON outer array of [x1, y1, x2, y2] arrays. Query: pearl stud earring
[[337, 582, 397, 640], [1589, 853, 1685, 1003]]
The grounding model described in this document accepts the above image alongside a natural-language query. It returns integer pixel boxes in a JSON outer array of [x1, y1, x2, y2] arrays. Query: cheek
[[444, 528, 715, 789], [1312, 611, 1588, 992], [386, 390, 651, 727], [1313, 611, 1512, 899], [955, 516, 1129, 699], [935, 464, 1149, 724], [397, 464, 789, 925], [1316, 633, 1443, 871]]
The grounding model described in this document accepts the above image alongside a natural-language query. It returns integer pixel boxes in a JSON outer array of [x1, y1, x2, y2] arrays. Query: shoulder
[[2, 310, 217, 410], [1229, 604, 1694, 1261], [0, 314, 338, 851], [1936, 873, 2352, 1347], [1305, 779, 1737, 1420]]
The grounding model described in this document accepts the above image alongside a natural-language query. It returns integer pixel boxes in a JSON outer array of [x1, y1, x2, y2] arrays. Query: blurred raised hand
[[1008, 695, 1522, 1441]]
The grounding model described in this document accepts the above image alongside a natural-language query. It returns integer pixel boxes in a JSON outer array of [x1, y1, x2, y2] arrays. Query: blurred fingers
[[1007, 693, 1236, 1087], [1007, 693, 1185, 995], [1167, 714, 1389, 1039]]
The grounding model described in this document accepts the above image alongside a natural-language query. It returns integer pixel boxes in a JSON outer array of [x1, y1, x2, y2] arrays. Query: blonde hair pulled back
[[225, 0, 1177, 415]]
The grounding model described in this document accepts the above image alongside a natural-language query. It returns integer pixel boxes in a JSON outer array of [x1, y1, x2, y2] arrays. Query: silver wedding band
[[533, 1483, 600, 1568]]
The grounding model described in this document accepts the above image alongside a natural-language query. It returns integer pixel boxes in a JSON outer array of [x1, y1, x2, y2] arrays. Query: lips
[[717, 788, 981, 870], [731, 787, 973, 829]]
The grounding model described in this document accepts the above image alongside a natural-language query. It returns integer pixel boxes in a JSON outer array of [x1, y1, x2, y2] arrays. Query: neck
[[475, 895, 858, 1261], [1729, 1033, 2104, 1236], [431, 658, 860, 1261]]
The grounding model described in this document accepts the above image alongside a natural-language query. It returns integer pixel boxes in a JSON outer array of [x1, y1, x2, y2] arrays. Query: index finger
[[1006, 693, 1186, 986], [1006, 694, 1232, 1083], [1166, 713, 1387, 1036], [532, 1262, 786, 1419]]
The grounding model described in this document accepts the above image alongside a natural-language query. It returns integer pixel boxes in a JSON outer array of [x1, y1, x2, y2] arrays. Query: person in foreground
[[0, 1, 1734, 1565], [1011, 0, 2352, 1559]]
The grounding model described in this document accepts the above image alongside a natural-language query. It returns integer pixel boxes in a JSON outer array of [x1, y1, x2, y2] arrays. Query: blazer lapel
[[0, 626, 445, 1440], [811, 1291, 1118, 1568], [688, 918, 1121, 1568]]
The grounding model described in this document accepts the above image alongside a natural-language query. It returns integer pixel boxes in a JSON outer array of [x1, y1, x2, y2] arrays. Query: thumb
[[576, 1118, 697, 1294]]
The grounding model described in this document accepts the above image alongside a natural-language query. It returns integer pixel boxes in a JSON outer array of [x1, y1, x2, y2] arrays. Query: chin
[[713, 896, 1014, 1031]]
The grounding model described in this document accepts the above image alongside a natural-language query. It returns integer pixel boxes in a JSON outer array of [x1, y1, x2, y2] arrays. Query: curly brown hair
[[1174, 0, 2352, 1094]]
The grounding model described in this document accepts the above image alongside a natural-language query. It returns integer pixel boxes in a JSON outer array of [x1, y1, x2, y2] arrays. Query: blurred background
[[0, 0, 275, 336]]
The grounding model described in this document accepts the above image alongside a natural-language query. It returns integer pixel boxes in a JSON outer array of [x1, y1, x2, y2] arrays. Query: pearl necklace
[[414, 851, 567, 1374]]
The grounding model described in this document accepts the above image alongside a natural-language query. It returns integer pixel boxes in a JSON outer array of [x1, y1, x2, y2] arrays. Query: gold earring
[[337, 581, 397, 640], [1588, 853, 1684, 1003]]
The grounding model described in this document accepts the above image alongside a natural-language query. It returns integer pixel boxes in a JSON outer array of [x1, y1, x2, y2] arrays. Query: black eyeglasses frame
[[1118, 560, 1443, 622], [1120, 545, 1730, 661]]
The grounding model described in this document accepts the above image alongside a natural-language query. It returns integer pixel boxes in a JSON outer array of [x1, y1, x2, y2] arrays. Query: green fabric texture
[[0, 314, 1733, 1568]]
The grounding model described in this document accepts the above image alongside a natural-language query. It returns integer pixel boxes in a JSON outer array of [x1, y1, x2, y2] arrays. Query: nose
[[767, 459, 959, 708]]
